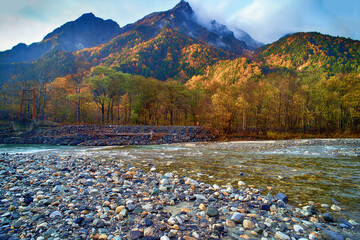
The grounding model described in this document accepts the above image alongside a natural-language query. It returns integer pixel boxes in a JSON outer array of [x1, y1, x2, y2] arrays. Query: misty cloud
[[228, 0, 360, 43], [190, 0, 360, 43]]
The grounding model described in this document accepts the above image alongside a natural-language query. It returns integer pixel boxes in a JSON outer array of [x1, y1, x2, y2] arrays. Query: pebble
[[243, 219, 255, 229], [231, 212, 244, 223], [322, 213, 334, 222], [93, 218, 105, 228], [129, 231, 143, 239], [226, 219, 236, 228], [0, 152, 357, 240], [321, 230, 345, 240], [309, 233, 317, 240], [12, 220, 24, 228], [199, 203, 206, 211], [348, 220, 359, 226], [331, 205, 341, 211], [144, 227, 154, 236], [275, 192, 288, 203], [90, 189, 100, 196], [293, 224, 304, 233], [115, 206, 125, 214], [205, 206, 219, 217], [275, 231, 290, 240], [99, 234, 108, 240], [238, 181, 246, 186], [49, 210, 62, 218]]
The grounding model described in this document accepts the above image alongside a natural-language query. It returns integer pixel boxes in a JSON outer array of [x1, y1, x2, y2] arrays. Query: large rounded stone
[[321, 213, 334, 222], [243, 219, 254, 230], [93, 218, 105, 228], [231, 212, 244, 223], [321, 230, 345, 240], [205, 206, 219, 217]]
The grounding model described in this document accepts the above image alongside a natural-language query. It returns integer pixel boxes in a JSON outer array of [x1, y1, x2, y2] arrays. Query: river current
[[1, 139, 359, 220]]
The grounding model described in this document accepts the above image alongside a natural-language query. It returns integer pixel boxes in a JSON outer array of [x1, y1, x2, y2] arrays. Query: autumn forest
[[0, 2, 359, 138]]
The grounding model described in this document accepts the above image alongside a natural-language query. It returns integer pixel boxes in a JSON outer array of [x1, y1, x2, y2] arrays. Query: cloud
[[228, 0, 360, 43], [187, 0, 240, 24]]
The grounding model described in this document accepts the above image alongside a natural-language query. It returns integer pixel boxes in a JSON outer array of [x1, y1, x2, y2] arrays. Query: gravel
[[0, 149, 359, 239]]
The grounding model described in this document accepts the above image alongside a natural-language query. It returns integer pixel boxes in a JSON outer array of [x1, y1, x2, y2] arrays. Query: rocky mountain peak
[[172, 0, 194, 16], [0, 13, 121, 64]]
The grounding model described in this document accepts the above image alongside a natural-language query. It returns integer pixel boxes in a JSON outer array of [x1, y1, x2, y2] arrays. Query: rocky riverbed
[[0, 125, 215, 146], [0, 152, 359, 240]]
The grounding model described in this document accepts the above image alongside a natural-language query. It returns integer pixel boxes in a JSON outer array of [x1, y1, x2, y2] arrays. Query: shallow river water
[[1, 139, 359, 220]]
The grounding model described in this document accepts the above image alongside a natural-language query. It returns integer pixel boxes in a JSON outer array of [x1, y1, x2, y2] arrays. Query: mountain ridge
[[256, 31, 360, 73], [0, 13, 121, 64], [0, 1, 259, 65], [0, 1, 359, 86]]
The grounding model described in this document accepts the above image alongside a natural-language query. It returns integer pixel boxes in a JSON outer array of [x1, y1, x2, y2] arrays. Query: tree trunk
[[101, 104, 105, 124]]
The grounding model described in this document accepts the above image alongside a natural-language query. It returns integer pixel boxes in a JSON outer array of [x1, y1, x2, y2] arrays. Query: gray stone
[[321, 230, 345, 240], [93, 218, 105, 228], [120, 209, 128, 217], [205, 206, 219, 217], [52, 185, 66, 193], [151, 188, 161, 195], [274, 192, 288, 203], [231, 212, 244, 223], [127, 203, 136, 212], [275, 231, 290, 240], [277, 200, 286, 208], [89, 189, 99, 196], [12, 219, 24, 228], [322, 213, 334, 222], [129, 231, 143, 240], [49, 211, 62, 218], [194, 194, 206, 200], [293, 224, 304, 233], [337, 219, 352, 228]]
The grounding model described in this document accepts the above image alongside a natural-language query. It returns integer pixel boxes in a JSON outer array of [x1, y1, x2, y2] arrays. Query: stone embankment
[[0, 153, 359, 240], [0, 125, 215, 146]]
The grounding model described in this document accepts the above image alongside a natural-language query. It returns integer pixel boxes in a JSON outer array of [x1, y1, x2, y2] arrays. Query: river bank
[[0, 151, 359, 240], [0, 125, 215, 146]]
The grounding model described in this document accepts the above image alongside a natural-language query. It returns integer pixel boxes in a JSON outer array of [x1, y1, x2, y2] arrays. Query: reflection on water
[[1, 140, 359, 220]]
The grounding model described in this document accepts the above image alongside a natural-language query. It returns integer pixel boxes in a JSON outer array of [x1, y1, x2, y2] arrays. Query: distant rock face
[[43, 13, 120, 52], [119, 1, 251, 56], [0, 13, 120, 64], [232, 27, 264, 50]]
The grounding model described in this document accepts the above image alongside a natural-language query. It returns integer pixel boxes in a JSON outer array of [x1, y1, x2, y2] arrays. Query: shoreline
[[1, 152, 359, 239], [0, 125, 215, 146], [1, 123, 359, 147]]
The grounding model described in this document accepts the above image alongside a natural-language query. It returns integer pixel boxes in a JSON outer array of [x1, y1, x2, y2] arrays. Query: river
[[1, 139, 359, 221]]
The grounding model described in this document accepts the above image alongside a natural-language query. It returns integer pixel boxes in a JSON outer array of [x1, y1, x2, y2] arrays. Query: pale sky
[[0, 0, 359, 51]]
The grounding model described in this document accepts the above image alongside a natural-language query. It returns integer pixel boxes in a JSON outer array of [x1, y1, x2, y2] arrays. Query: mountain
[[2, 1, 358, 86], [232, 27, 264, 50], [0, 13, 120, 64], [187, 57, 262, 88], [0, 1, 260, 82], [83, 24, 231, 80], [117, 1, 250, 57], [75, 1, 254, 80], [256, 32, 360, 73]]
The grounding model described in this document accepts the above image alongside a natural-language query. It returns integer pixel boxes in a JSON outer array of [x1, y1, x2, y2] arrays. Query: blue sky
[[0, 0, 359, 51]]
